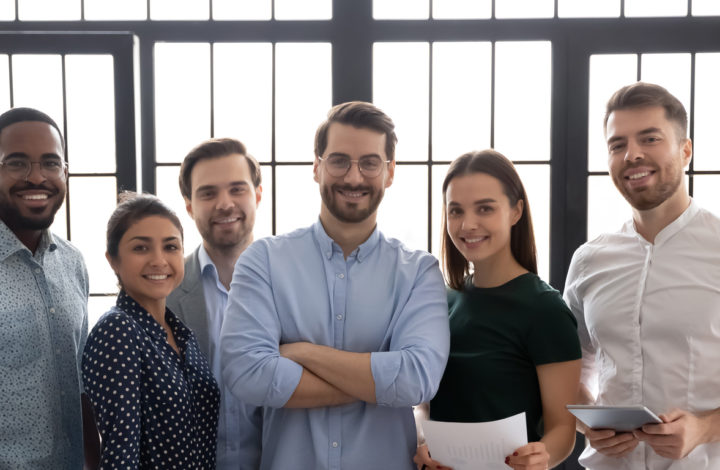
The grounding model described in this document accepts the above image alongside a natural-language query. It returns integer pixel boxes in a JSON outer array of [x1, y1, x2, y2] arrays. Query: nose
[[25, 163, 48, 184], [215, 189, 234, 211], [624, 140, 644, 163], [149, 247, 169, 266], [460, 215, 478, 231], [343, 160, 364, 185]]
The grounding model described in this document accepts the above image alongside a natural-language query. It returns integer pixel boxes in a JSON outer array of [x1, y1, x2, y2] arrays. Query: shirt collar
[[624, 198, 700, 246], [198, 244, 217, 276], [0, 219, 56, 261], [312, 218, 380, 262], [116, 290, 188, 345]]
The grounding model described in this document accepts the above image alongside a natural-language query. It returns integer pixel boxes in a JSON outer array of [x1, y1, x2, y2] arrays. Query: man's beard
[[321, 183, 384, 223], [0, 188, 63, 231], [200, 212, 252, 252]]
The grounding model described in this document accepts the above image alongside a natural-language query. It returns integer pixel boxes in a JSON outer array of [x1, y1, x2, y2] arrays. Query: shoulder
[[88, 307, 141, 343], [525, 275, 577, 323], [51, 234, 87, 270], [248, 225, 315, 256], [377, 231, 438, 268], [691, 206, 720, 240]]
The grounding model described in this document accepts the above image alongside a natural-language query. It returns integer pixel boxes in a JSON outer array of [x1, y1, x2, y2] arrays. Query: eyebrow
[[4, 152, 63, 160], [447, 198, 497, 206], [195, 181, 249, 193], [607, 127, 664, 145], [129, 236, 180, 242], [327, 152, 383, 159]]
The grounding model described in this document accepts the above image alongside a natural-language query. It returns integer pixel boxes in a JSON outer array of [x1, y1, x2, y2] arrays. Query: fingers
[[506, 442, 549, 469], [587, 431, 639, 457], [584, 428, 616, 440], [659, 408, 685, 423]]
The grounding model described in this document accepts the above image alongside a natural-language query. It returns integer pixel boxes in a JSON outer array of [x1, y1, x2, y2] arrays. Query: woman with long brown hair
[[415, 150, 581, 470]]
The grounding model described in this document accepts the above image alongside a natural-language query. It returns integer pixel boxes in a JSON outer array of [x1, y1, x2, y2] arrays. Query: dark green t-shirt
[[430, 273, 581, 441]]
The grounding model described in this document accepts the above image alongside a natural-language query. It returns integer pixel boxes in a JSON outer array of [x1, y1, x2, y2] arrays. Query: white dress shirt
[[564, 199, 720, 470]]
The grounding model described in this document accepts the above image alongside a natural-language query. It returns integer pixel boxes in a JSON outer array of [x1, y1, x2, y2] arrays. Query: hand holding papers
[[422, 413, 528, 470]]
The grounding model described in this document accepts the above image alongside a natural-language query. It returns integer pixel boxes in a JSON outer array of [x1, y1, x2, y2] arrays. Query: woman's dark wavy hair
[[441, 150, 537, 290], [106, 191, 183, 258]]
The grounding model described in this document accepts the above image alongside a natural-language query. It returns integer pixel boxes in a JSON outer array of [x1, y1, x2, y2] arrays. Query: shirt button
[[336, 314, 343, 320], [49, 307, 55, 313], [337, 273, 345, 279], [332, 442, 339, 448], [35, 268, 41, 274]]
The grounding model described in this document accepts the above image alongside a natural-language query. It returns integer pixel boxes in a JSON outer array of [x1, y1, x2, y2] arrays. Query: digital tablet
[[567, 405, 662, 432]]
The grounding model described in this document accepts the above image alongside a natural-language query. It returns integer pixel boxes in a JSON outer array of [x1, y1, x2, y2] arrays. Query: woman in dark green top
[[414, 150, 581, 470]]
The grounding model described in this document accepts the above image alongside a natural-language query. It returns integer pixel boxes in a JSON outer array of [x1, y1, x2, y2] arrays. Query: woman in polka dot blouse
[[82, 193, 220, 469]]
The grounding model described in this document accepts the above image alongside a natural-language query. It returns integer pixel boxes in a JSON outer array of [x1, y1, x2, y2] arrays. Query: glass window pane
[[275, 0, 331, 20], [588, 54, 638, 172], [275, 43, 331, 162], [373, 42, 429, 162], [0, 0, 14, 20], [89, 295, 118, 329], [587, 175, 630, 241], [0, 55, 9, 111], [693, 176, 720, 216], [254, 165, 273, 239], [641, 53, 691, 133], [84, 0, 147, 20], [69, 177, 118, 293], [495, 0, 553, 18], [377, 164, 428, 252], [50, 195, 67, 239], [65, 55, 116, 173], [432, 0, 491, 19], [213, 0, 270, 19], [156, 165, 200, 255], [432, 42, 491, 162], [154, 43, 211, 163], [431, 163, 449, 258], [213, 43, 272, 163], [625, 0, 687, 17], [558, 0, 620, 17], [150, 0, 209, 20], [374, 0, 429, 19], [693, 53, 720, 171], [11, 54, 64, 132], [275, 165, 320, 235], [18, 0, 80, 20], [693, 0, 720, 15], [494, 41, 551, 161], [516, 164, 549, 283]]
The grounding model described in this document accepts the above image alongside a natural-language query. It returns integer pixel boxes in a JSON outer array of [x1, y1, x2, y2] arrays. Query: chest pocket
[[0, 308, 43, 369]]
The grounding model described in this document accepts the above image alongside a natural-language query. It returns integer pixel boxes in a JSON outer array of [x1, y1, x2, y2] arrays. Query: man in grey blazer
[[167, 137, 263, 470]]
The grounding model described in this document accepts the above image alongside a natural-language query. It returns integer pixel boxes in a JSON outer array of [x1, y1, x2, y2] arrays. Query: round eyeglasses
[[0, 157, 67, 181], [318, 154, 391, 178]]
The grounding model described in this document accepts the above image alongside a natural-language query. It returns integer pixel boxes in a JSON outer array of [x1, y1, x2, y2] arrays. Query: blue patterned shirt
[[221, 220, 451, 470], [82, 292, 220, 469], [0, 220, 89, 469]]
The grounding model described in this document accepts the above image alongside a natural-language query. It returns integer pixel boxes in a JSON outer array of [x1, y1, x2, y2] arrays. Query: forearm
[[540, 423, 577, 468], [284, 367, 357, 408], [698, 407, 720, 444], [575, 383, 595, 432], [283, 343, 376, 403]]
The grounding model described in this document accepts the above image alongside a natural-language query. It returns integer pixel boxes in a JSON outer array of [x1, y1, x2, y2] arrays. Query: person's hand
[[505, 442, 549, 469], [412, 444, 452, 470], [633, 409, 709, 459], [582, 424, 639, 458]]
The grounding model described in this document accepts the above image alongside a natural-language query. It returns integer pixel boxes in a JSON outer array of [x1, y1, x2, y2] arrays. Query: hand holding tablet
[[567, 405, 662, 432]]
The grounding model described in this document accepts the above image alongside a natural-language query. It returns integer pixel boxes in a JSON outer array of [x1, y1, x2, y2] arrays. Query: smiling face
[[606, 106, 692, 211], [0, 121, 67, 236], [107, 215, 184, 311], [314, 122, 394, 224], [445, 172, 523, 268], [185, 154, 261, 254]]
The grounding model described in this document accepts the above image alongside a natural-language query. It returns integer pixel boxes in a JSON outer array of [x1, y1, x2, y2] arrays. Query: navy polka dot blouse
[[82, 291, 220, 469]]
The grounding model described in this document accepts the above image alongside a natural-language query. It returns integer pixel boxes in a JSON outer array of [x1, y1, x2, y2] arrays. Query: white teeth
[[23, 194, 48, 200], [343, 192, 364, 198], [465, 237, 487, 243], [628, 171, 650, 180], [145, 274, 168, 280], [216, 217, 239, 224]]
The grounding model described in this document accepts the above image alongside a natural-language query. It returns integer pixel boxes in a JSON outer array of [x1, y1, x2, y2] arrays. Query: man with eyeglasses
[[0, 107, 89, 469], [220, 101, 450, 469]]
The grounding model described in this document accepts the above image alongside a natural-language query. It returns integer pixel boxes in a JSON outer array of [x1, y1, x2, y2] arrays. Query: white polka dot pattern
[[82, 291, 220, 469]]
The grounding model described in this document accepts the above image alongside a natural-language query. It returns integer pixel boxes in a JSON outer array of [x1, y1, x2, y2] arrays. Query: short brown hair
[[604, 82, 688, 141], [314, 101, 398, 161], [179, 137, 261, 199], [441, 150, 537, 291]]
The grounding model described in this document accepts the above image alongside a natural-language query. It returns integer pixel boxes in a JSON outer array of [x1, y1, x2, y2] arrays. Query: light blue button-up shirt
[[221, 220, 450, 470], [0, 220, 88, 469], [198, 245, 262, 470]]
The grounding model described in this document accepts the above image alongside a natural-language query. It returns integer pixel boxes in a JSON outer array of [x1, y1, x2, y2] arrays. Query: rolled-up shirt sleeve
[[221, 240, 303, 408], [370, 256, 450, 407]]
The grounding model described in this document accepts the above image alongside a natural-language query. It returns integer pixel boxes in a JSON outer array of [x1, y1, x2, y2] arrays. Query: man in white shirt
[[564, 82, 720, 469], [167, 138, 263, 469]]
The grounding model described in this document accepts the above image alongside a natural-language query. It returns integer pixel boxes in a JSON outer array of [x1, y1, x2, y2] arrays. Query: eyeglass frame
[[0, 156, 68, 181], [317, 154, 392, 178]]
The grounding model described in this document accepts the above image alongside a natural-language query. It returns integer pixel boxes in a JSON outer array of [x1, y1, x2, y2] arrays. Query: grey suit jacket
[[167, 247, 211, 357]]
